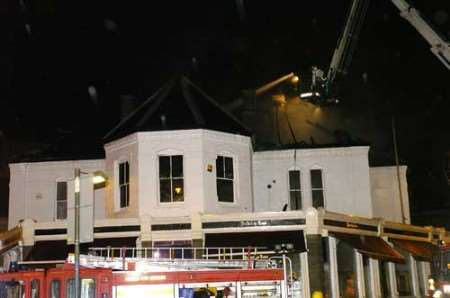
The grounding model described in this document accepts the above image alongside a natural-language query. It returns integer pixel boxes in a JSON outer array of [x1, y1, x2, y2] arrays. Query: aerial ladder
[[305, 0, 450, 104], [391, 0, 450, 70]]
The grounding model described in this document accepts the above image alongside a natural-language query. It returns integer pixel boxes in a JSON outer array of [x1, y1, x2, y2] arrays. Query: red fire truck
[[0, 264, 285, 298]]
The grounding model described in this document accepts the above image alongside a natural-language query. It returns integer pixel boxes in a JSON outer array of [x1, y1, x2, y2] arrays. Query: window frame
[[55, 180, 68, 220], [216, 155, 235, 203], [310, 168, 325, 208], [288, 169, 302, 210], [115, 159, 130, 211], [158, 154, 184, 204]]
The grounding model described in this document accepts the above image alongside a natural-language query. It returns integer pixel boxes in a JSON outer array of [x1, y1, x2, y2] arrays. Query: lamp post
[[74, 168, 81, 298], [73, 168, 107, 298]]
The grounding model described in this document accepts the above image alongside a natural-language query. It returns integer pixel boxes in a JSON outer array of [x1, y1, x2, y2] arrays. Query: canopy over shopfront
[[390, 238, 435, 262], [331, 232, 405, 263]]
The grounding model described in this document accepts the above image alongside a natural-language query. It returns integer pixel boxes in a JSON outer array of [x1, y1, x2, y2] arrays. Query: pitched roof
[[104, 75, 252, 142]]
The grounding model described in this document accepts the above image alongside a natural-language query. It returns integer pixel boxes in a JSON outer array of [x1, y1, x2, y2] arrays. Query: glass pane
[[50, 280, 60, 298], [216, 156, 224, 178], [224, 157, 234, 179], [31, 280, 39, 298], [66, 279, 75, 298], [124, 161, 129, 182], [81, 279, 96, 298], [379, 262, 390, 298], [290, 191, 302, 210], [66, 279, 96, 298], [217, 179, 234, 202], [172, 179, 184, 202], [159, 156, 171, 178], [171, 155, 183, 178], [289, 170, 301, 190], [312, 190, 324, 207], [395, 250, 413, 296], [337, 242, 357, 298], [363, 257, 372, 298], [57, 201, 67, 220], [5, 281, 24, 298], [120, 185, 128, 208], [56, 182, 67, 201], [119, 162, 125, 184], [160, 179, 171, 202], [311, 169, 323, 189]]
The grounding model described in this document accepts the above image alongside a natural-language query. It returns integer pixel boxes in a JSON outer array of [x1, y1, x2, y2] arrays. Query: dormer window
[[216, 156, 234, 203], [159, 155, 184, 203], [119, 161, 130, 208]]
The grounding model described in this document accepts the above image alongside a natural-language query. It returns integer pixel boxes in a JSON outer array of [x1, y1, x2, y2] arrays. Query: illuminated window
[[216, 156, 234, 203], [56, 181, 67, 220], [288, 170, 302, 210], [311, 169, 324, 207], [118, 161, 130, 208], [159, 155, 184, 203]]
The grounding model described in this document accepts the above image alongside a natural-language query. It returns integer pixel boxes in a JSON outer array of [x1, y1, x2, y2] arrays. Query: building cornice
[[253, 146, 369, 161]]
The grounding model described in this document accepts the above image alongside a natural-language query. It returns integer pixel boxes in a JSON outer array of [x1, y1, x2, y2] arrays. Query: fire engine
[[0, 247, 291, 298]]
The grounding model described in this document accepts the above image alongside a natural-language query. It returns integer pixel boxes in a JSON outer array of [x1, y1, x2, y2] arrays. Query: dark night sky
[[0, 0, 449, 224]]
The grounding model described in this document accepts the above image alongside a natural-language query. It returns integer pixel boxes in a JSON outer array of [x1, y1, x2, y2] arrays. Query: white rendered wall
[[104, 129, 253, 218], [370, 166, 410, 223], [252, 146, 373, 217], [8, 159, 106, 229]]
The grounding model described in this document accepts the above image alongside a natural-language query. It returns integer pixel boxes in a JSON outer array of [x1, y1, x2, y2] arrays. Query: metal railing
[[88, 246, 269, 261]]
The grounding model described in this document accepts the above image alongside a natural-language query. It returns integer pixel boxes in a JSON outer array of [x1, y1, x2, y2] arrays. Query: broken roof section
[[104, 75, 252, 143]]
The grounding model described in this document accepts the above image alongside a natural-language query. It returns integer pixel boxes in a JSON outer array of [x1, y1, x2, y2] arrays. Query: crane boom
[[391, 0, 450, 70]]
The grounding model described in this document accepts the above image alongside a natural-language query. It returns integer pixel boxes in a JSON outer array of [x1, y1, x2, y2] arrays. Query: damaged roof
[[104, 75, 252, 143]]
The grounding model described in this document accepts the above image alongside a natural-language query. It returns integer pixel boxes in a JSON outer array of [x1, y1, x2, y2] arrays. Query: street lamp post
[[72, 168, 107, 298], [74, 168, 81, 298]]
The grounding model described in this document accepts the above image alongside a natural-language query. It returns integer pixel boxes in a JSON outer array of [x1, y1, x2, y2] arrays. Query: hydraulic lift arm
[[391, 0, 450, 70]]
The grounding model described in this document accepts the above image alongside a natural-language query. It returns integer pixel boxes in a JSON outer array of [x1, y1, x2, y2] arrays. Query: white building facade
[[5, 76, 440, 298]]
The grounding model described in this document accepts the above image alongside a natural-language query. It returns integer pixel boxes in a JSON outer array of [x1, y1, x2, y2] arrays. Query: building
[[4, 75, 445, 297]]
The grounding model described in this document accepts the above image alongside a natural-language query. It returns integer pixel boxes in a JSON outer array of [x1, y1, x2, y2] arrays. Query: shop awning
[[389, 239, 435, 262], [205, 230, 307, 252], [331, 232, 405, 263]]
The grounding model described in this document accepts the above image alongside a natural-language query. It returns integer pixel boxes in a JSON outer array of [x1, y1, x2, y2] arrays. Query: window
[[2, 280, 24, 298], [216, 156, 234, 203], [118, 161, 130, 208], [311, 169, 324, 207], [31, 280, 39, 298], [66, 279, 96, 298], [159, 155, 184, 203], [288, 170, 302, 210], [56, 181, 68, 220], [50, 280, 60, 298]]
